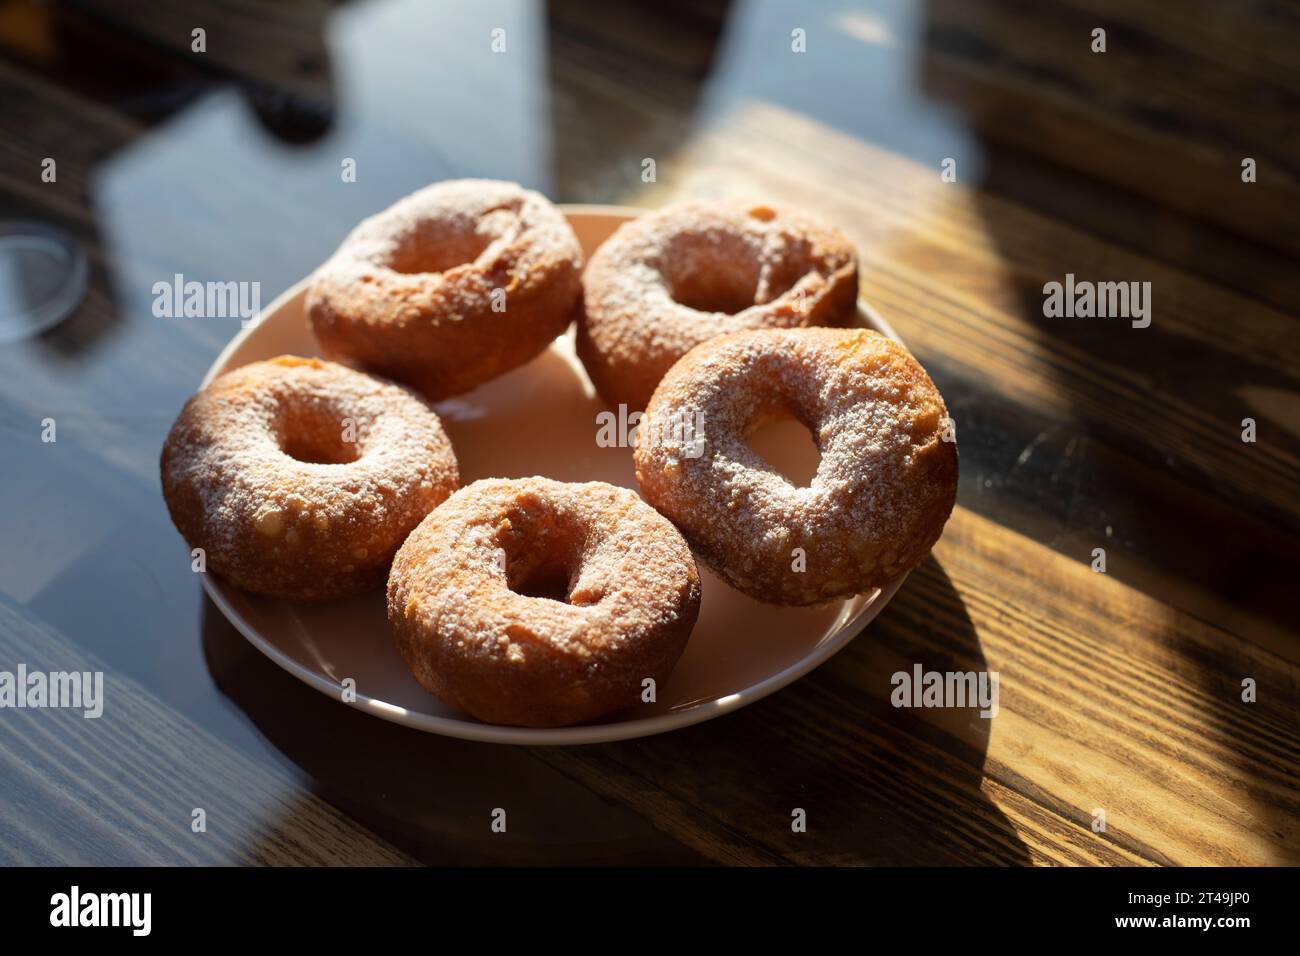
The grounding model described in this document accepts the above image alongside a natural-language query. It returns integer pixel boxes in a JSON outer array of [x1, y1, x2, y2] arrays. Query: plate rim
[[198, 203, 911, 745]]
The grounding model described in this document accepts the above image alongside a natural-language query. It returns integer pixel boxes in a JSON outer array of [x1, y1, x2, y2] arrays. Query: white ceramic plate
[[199, 205, 910, 744]]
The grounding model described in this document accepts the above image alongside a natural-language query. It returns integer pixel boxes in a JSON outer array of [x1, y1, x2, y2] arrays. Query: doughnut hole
[[663, 230, 762, 314], [508, 554, 572, 603], [494, 501, 594, 605], [758, 236, 816, 303], [746, 409, 822, 488], [382, 204, 520, 275], [276, 399, 364, 465]]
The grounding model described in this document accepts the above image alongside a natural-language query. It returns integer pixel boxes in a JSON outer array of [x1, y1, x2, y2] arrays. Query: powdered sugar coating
[[307, 179, 583, 400], [161, 356, 459, 600], [388, 477, 701, 727], [635, 328, 958, 606], [577, 200, 857, 409]]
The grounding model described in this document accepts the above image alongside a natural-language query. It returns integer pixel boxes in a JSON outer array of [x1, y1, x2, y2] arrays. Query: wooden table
[[0, 0, 1295, 866]]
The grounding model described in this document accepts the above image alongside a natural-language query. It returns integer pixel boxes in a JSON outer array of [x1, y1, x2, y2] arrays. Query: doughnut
[[388, 477, 701, 727], [577, 200, 858, 410], [634, 328, 957, 606], [161, 356, 459, 601], [306, 179, 583, 400]]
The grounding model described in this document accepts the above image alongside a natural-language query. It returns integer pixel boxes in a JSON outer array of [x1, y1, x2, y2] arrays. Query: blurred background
[[0, 0, 1295, 865]]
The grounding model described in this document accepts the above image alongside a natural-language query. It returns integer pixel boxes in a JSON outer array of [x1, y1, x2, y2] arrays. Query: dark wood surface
[[0, 0, 1296, 865]]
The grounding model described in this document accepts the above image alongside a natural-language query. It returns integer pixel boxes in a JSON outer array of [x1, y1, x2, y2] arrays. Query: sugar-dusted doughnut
[[388, 477, 701, 727], [307, 179, 583, 400], [634, 328, 957, 606], [577, 200, 858, 410], [161, 356, 458, 601]]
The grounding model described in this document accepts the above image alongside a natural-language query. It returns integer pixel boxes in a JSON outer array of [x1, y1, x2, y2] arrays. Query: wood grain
[[0, 0, 1295, 867], [0, 598, 413, 865], [922, 0, 1300, 258], [533, 508, 1298, 866], [626, 105, 1300, 528]]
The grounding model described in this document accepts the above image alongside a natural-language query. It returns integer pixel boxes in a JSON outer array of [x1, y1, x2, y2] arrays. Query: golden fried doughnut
[[634, 328, 957, 605], [161, 356, 458, 601], [307, 179, 583, 400], [388, 477, 701, 727], [577, 200, 858, 409]]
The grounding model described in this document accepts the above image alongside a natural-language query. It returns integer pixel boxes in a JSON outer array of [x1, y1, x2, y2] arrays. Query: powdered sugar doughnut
[[634, 328, 957, 606], [388, 477, 700, 727], [577, 200, 857, 410], [161, 356, 459, 601], [307, 179, 583, 400]]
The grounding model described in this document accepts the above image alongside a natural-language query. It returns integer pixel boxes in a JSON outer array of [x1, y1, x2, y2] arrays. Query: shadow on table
[[916, 0, 1300, 863], [202, 555, 1027, 866], [200, 594, 706, 866], [561, 555, 1029, 865]]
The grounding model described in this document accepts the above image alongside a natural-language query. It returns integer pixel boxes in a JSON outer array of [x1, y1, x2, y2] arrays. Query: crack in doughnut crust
[[307, 179, 583, 400], [577, 200, 858, 410], [634, 328, 958, 606], [161, 356, 459, 601], [388, 477, 701, 727]]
